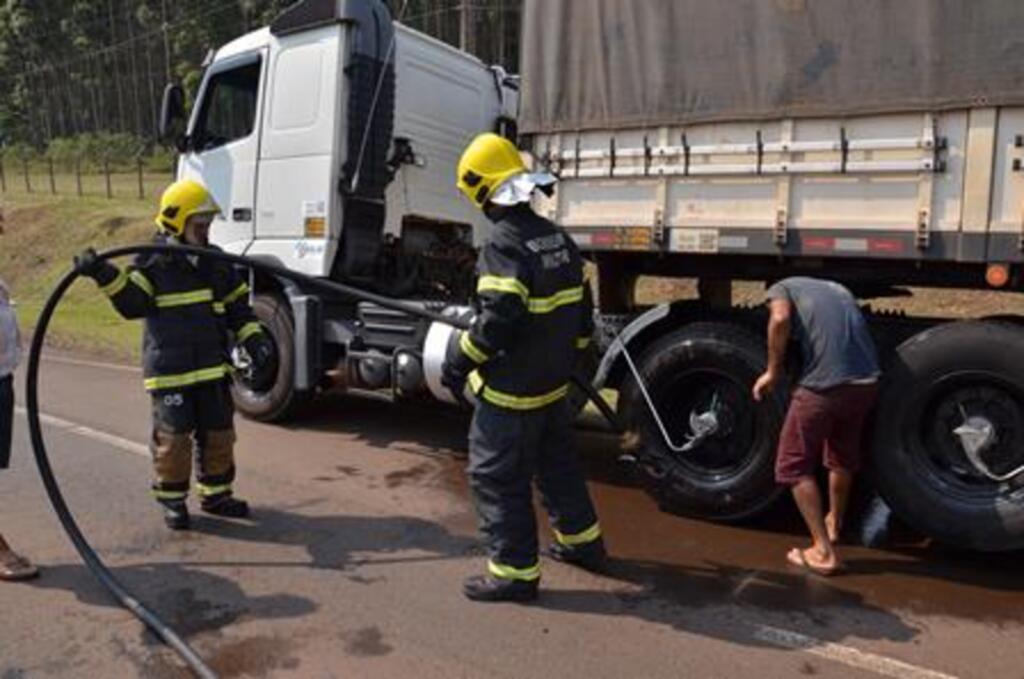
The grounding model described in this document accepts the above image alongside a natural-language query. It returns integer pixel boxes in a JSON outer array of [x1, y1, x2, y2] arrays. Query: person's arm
[[753, 297, 792, 401], [74, 249, 155, 319], [444, 242, 530, 382], [575, 283, 595, 353]]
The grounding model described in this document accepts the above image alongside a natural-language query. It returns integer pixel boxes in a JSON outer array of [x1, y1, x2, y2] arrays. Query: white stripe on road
[[754, 625, 959, 679], [15, 406, 149, 458], [39, 354, 141, 373]]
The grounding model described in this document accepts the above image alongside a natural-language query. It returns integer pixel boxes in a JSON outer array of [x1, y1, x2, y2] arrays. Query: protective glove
[[73, 247, 118, 283], [441, 358, 468, 397], [242, 334, 277, 389], [243, 333, 274, 369]]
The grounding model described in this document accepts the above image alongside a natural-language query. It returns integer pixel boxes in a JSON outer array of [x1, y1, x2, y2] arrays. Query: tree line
[[0, 0, 521, 154]]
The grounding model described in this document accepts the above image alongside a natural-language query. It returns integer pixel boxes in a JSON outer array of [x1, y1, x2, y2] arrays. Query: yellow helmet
[[155, 179, 220, 235], [456, 133, 527, 209]]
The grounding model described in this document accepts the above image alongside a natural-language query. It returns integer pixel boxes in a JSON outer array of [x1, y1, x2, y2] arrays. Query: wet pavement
[[0, 354, 1021, 678]]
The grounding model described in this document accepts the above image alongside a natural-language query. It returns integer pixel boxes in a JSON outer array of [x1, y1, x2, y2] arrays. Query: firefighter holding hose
[[443, 133, 606, 602], [74, 179, 275, 530]]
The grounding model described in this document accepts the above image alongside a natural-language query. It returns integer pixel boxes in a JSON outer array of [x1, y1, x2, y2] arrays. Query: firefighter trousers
[[149, 379, 237, 503], [467, 399, 600, 579]]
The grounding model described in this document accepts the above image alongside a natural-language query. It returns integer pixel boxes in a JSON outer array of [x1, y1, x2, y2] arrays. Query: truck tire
[[230, 293, 309, 422], [620, 322, 786, 521], [871, 321, 1024, 551]]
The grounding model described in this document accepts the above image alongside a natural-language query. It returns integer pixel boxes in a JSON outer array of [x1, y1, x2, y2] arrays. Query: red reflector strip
[[868, 238, 906, 254], [803, 237, 835, 252], [592, 232, 618, 246]]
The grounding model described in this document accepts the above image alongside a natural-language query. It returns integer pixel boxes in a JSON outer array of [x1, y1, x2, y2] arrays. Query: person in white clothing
[[0, 278, 38, 581]]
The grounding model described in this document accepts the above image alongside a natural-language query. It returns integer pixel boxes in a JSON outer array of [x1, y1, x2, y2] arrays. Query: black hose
[[26, 243, 622, 677], [25, 252, 218, 678]]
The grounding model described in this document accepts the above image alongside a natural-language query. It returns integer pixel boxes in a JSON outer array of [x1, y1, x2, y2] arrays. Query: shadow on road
[[282, 394, 471, 457], [187, 506, 479, 573], [27, 561, 317, 638], [539, 555, 922, 651]]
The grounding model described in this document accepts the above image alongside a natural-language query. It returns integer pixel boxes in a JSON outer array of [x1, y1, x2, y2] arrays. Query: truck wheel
[[230, 293, 309, 422], [871, 321, 1024, 551], [620, 322, 786, 521]]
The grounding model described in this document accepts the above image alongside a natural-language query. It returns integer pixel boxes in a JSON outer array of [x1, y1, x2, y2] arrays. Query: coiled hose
[[26, 243, 619, 678]]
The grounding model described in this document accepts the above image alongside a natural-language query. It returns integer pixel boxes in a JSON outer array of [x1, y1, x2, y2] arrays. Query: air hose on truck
[[25, 243, 621, 678]]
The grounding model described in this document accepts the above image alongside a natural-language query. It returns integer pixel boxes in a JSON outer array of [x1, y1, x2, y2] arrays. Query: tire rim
[[905, 371, 1024, 500], [645, 366, 760, 480]]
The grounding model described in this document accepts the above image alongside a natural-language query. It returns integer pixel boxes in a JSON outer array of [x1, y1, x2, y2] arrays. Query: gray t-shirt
[[766, 277, 880, 391]]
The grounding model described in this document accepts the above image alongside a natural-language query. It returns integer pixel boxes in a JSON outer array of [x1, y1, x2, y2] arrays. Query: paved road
[[0, 354, 1021, 678]]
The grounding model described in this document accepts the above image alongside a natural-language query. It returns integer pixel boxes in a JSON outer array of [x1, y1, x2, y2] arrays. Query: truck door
[[180, 51, 266, 254]]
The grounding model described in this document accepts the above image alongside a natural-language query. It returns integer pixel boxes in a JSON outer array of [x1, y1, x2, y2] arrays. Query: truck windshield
[[193, 59, 261, 152]]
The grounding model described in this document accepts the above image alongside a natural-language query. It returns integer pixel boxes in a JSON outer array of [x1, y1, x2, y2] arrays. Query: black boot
[[462, 575, 539, 602], [159, 500, 190, 530], [200, 494, 250, 518], [548, 538, 608, 574]]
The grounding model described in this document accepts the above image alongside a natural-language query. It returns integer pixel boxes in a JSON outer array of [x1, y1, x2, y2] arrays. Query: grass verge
[[0, 180, 164, 361]]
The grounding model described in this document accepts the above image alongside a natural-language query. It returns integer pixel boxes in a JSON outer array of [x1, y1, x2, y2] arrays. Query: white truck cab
[[166, 0, 515, 278]]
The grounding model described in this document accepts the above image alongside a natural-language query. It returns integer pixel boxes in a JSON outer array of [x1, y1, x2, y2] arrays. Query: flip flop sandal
[[786, 548, 841, 577], [0, 553, 39, 581]]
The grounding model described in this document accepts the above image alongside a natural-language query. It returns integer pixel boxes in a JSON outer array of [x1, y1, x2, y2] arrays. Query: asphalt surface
[[0, 354, 1021, 678]]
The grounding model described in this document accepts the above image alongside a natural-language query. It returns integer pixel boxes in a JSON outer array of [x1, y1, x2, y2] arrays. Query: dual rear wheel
[[619, 319, 1024, 551]]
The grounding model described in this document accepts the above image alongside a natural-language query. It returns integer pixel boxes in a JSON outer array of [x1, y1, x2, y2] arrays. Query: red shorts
[[775, 383, 879, 485]]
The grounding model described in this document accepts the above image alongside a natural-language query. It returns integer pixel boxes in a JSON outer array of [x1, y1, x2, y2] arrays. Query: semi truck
[[159, 0, 1024, 551]]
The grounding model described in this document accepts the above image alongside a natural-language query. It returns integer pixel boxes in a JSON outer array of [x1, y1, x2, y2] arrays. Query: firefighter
[[73, 179, 275, 530], [443, 133, 606, 602]]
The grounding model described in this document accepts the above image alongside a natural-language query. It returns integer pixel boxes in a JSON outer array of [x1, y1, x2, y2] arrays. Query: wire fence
[[0, 153, 175, 201]]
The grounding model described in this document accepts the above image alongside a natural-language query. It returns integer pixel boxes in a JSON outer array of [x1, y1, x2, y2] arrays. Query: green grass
[[0, 178, 169, 361]]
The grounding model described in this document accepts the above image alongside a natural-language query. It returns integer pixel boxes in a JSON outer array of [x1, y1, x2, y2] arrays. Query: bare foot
[[786, 546, 841, 576], [825, 513, 841, 544]]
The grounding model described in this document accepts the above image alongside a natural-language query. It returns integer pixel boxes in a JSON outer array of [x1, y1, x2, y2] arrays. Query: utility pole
[[162, 0, 172, 82], [108, 0, 127, 132], [459, 1, 475, 55]]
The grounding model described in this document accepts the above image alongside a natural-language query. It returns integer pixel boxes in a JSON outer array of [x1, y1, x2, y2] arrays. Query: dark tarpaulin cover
[[518, 0, 1024, 134]]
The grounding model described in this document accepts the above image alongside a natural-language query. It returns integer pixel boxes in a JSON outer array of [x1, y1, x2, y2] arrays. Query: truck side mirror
[[159, 83, 189, 152]]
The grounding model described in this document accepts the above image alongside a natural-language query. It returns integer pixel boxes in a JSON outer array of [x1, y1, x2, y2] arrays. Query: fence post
[[0, 156, 5, 192], [48, 158, 56, 194], [104, 158, 112, 199], [137, 156, 145, 200], [76, 157, 83, 196], [23, 159, 31, 193]]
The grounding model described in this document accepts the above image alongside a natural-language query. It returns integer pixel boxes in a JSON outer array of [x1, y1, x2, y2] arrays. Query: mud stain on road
[[384, 462, 434, 488], [587, 459, 1024, 627], [207, 636, 302, 678], [341, 626, 394, 657]]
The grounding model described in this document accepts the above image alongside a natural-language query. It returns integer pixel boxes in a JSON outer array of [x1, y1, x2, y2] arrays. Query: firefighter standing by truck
[[74, 179, 275, 530], [443, 133, 606, 602]]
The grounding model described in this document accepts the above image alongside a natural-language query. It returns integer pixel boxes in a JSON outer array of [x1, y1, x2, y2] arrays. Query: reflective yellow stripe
[[155, 288, 214, 308], [222, 282, 250, 306], [196, 483, 232, 497], [468, 370, 484, 394], [143, 364, 230, 391], [488, 560, 540, 582], [477, 275, 529, 303], [527, 286, 584, 314], [554, 522, 602, 547], [99, 269, 128, 297], [129, 270, 155, 296], [236, 322, 262, 343], [459, 332, 489, 364], [213, 302, 226, 315], [575, 336, 592, 350], [470, 373, 569, 410], [151, 489, 187, 500]]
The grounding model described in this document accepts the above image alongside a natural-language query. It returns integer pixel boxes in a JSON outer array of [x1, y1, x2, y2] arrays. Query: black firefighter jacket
[[449, 205, 593, 410], [92, 234, 263, 393]]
